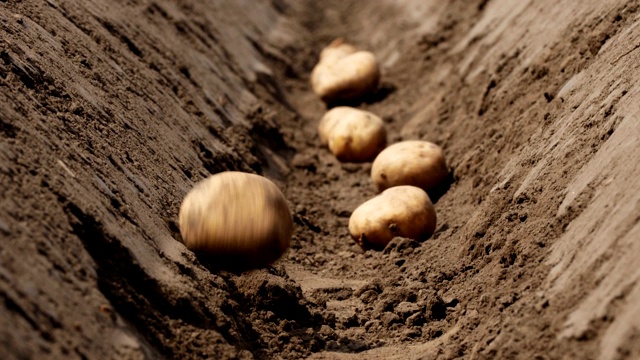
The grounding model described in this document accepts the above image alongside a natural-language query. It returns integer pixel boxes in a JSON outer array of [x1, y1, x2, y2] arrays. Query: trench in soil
[[4, 0, 640, 359], [242, 1, 493, 356]]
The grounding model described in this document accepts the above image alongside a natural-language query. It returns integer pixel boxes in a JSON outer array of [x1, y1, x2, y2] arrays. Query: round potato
[[318, 107, 386, 162], [311, 40, 380, 104], [178, 171, 293, 269], [371, 140, 448, 193], [348, 186, 437, 250]]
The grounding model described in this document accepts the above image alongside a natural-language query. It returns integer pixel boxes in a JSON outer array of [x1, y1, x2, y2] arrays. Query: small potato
[[371, 140, 448, 193], [348, 186, 437, 250], [318, 107, 387, 162], [311, 39, 380, 104], [178, 171, 293, 269]]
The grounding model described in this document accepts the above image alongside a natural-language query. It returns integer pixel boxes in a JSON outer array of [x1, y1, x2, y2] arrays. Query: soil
[[1, 1, 640, 359]]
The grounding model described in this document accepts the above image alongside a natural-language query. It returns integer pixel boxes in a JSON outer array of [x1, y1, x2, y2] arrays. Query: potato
[[178, 171, 293, 269], [311, 39, 380, 104], [348, 186, 437, 250], [371, 140, 448, 193], [318, 107, 387, 162]]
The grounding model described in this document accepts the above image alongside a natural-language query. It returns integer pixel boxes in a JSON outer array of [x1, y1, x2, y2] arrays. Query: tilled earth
[[2, 1, 640, 359]]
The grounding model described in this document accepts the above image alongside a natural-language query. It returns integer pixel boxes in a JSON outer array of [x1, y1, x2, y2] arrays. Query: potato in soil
[[371, 140, 448, 193], [178, 171, 293, 269], [318, 106, 387, 162], [310, 38, 380, 104], [349, 185, 437, 250]]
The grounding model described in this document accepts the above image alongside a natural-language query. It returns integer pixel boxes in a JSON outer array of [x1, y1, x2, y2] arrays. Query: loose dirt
[[1, 1, 640, 359]]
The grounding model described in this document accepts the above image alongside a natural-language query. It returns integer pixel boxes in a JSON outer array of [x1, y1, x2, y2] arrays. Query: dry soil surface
[[2, 1, 640, 359]]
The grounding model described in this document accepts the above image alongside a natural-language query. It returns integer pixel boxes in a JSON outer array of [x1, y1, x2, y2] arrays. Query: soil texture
[[2, 1, 640, 359]]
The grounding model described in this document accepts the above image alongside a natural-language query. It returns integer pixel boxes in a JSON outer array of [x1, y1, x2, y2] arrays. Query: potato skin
[[371, 140, 448, 193], [317, 107, 345, 146], [348, 186, 437, 250], [318, 107, 387, 162], [178, 171, 293, 269], [311, 40, 380, 104], [318, 38, 358, 64]]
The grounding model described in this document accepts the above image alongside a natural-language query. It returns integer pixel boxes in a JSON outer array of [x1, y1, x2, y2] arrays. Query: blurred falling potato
[[348, 186, 437, 250], [178, 171, 293, 270], [311, 38, 380, 104], [318, 107, 387, 162], [371, 140, 448, 193]]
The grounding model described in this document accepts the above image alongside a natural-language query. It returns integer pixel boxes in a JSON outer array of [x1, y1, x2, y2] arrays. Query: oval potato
[[348, 186, 437, 250], [311, 40, 380, 104], [371, 140, 448, 193], [178, 171, 293, 269], [318, 107, 386, 162]]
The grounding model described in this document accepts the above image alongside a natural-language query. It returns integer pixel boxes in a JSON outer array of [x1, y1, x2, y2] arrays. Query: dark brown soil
[[2, 1, 640, 359]]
